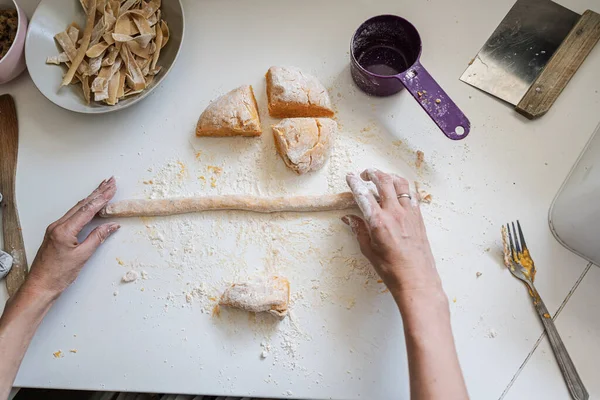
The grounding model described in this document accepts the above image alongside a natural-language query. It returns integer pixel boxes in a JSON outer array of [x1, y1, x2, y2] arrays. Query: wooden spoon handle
[[2, 201, 28, 296], [0, 94, 28, 296]]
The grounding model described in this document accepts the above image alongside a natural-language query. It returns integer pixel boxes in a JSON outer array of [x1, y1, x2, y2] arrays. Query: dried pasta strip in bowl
[[112, 33, 134, 43], [147, 10, 159, 26], [67, 25, 79, 43], [144, 74, 155, 87], [82, 75, 91, 104], [64, 62, 81, 84], [147, 66, 161, 76], [115, 13, 138, 36], [101, 45, 119, 66], [61, 0, 97, 87], [160, 20, 169, 48], [86, 42, 110, 58], [120, 44, 145, 91], [141, 58, 150, 76], [123, 88, 144, 97], [79, 0, 88, 14], [106, 69, 120, 105], [130, 12, 153, 35], [127, 40, 151, 59], [117, 65, 126, 98], [141, 0, 160, 19], [103, 11, 117, 33], [95, 0, 107, 13], [54, 31, 89, 74], [103, 32, 115, 45], [133, 33, 154, 48], [108, 0, 119, 15], [87, 53, 105, 75], [46, 53, 69, 64], [150, 20, 162, 70], [88, 16, 106, 47], [119, 0, 140, 16]]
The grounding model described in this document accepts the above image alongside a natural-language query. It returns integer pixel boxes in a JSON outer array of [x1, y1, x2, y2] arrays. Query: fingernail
[[108, 223, 120, 233], [107, 176, 116, 184], [98, 179, 107, 188], [341, 216, 350, 225]]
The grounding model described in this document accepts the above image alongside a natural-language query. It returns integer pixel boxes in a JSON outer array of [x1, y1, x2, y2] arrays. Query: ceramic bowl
[[25, 0, 184, 113], [0, 0, 27, 84]]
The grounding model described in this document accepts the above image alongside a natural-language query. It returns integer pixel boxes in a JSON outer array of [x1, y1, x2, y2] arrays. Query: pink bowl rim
[[0, 0, 26, 66]]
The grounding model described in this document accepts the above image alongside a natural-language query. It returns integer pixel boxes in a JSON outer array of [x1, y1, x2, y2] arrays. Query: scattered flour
[[485, 328, 498, 339], [123, 93, 444, 383], [260, 341, 270, 359]]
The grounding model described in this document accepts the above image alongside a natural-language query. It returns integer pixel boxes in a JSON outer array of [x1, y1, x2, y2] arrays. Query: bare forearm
[[394, 286, 468, 400], [0, 283, 57, 399]]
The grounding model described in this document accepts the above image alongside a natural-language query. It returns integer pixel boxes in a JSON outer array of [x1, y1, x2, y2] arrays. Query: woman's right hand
[[342, 169, 441, 295]]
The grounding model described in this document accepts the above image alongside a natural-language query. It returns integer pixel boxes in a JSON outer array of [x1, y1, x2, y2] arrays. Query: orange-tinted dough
[[266, 66, 334, 118], [196, 85, 262, 137]]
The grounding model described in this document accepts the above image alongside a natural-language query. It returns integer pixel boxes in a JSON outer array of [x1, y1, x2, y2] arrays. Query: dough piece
[[266, 66, 334, 118], [196, 85, 262, 137], [273, 118, 336, 174], [99, 193, 356, 217], [121, 270, 139, 283], [219, 276, 290, 318]]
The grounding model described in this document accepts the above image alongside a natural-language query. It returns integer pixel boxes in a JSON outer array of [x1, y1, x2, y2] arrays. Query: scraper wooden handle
[[516, 10, 600, 119]]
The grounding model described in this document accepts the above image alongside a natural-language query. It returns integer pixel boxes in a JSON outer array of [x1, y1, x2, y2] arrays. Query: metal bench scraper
[[460, 0, 600, 119]]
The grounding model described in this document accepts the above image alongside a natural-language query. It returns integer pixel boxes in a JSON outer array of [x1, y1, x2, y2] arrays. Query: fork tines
[[506, 220, 527, 261]]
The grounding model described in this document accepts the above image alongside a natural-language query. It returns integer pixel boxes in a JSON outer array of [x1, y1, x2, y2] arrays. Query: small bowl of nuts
[[0, 0, 27, 84]]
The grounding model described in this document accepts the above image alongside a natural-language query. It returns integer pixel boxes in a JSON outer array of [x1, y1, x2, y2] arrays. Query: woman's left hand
[[25, 177, 120, 298]]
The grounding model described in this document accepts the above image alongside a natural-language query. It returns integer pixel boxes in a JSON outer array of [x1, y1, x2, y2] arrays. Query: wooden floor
[[14, 390, 270, 400]]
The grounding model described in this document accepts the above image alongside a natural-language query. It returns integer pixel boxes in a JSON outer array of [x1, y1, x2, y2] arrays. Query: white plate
[[25, 0, 184, 114]]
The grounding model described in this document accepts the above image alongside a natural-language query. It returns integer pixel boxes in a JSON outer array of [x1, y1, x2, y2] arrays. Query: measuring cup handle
[[398, 62, 470, 140]]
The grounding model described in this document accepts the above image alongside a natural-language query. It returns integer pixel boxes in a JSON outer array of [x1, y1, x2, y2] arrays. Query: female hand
[[342, 169, 440, 294], [25, 177, 120, 298]]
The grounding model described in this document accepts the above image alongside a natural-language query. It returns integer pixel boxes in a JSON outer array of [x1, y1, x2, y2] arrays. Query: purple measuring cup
[[350, 15, 470, 140]]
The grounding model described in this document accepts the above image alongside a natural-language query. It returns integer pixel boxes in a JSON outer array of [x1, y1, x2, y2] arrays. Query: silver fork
[[504, 221, 588, 400]]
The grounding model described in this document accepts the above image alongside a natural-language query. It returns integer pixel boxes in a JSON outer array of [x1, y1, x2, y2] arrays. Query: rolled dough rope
[[99, 193, 358, 218]]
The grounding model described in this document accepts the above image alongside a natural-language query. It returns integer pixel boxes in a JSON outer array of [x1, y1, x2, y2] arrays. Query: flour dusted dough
[[273, 118, 336, 174], [266, 66, 334, 118], [196, 85, 262, 137], [219, 276, 290, 318], [99, 193, 357, 217]]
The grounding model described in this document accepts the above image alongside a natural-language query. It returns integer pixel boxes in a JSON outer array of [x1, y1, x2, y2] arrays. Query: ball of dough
[[272, 118, 336, 175], [266, 66, 334, 118]]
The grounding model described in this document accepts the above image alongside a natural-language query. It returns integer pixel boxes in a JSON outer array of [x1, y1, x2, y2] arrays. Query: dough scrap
[[219, 276, 290, 318], [414, 181, 432, 204], [121, 270, 139, 283], [196, 85, 262, 137], [266, 66, 334, 118], [273, 118, 336, 174]]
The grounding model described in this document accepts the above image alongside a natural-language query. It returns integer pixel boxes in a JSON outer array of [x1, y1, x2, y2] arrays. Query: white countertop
[[2, 0, 600, 399]]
